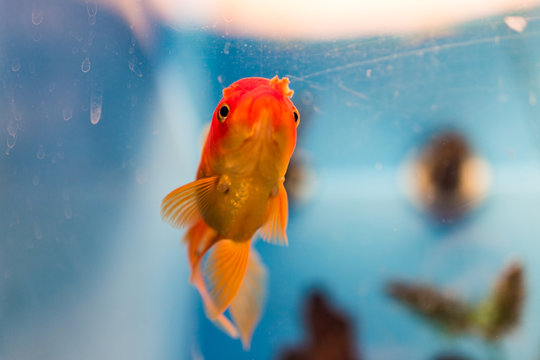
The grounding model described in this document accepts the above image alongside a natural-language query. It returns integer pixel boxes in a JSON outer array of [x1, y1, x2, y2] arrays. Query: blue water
[[2, 1, 540, 359]]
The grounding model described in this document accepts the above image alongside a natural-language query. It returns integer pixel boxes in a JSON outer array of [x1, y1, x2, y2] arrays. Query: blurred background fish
[[387, 262, 525, 342]]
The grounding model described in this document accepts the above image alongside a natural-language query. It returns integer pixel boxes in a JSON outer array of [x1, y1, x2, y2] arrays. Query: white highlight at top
[[504, 16, 527, 33]]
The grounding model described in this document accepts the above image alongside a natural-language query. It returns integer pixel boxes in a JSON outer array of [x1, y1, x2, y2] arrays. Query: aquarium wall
[[1, 1, 540, 359]]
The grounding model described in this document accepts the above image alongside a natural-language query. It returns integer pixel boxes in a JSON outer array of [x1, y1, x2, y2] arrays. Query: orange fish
[[161, 76, 299, 348]]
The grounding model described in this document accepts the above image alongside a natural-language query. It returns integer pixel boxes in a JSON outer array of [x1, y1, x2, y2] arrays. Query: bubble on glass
[[62, 107, 72, 121], [128, 57, 143, 78], [130, 95, 137, 108], [36, 145, 46, 160], [6, 134, 17, 149], [223, 42, 231, 55], [33, 175, 40, 186], [48, 82, 56, 92], [504, 16, 527, 33], [31, 5, 44, 26], [88, 14, 96, 26], [366, 69, 372, 78], [217, 75, 224, 84], [11, 58, 21, 72], [64, 204, 73, 220], [90, 86, 103, 125], [62, 190, 70, 201], [81, 56, 91, 73], [70, 30, 83, 42]]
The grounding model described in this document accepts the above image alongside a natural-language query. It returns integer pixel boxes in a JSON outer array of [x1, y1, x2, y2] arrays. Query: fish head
[[209, 76, 299, 174]]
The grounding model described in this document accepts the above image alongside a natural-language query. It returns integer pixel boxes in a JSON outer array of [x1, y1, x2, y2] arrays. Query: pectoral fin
[[160, 176, 217, 228], [259, 183, 289, 246], [203, 239, 250, 317], [229, 249, 267, 350]]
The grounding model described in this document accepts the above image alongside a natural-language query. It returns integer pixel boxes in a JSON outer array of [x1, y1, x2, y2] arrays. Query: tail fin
[[229, 249, 268, 350], [185, 219, 240, 339], [184, 220, 266, 347]]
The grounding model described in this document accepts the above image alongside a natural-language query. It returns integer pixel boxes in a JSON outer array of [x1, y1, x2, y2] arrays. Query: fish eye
[[218, 104, 230, 123], [293, 108, 300, 126]]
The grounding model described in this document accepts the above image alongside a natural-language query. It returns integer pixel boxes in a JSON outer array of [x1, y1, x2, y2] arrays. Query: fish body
[[161, 76, 299, 348]]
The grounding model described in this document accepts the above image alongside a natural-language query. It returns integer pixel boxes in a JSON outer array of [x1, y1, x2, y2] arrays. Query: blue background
[[1, 1, 540, 359]]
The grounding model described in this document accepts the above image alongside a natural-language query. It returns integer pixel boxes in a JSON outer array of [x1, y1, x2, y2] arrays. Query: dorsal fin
[[269, 76, 294, 98]]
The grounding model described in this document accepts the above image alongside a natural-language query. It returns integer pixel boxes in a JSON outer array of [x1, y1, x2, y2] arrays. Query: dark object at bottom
[[278, 290, 361, 360]]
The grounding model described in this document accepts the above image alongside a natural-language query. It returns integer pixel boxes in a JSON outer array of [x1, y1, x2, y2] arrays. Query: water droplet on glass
[[11, 58, 21, 72], [301, 91, 313, 105], [223, 42, 231, 55], [48, 82, 56, 92], [34, 223, 42, 240], [128, 58, 143, 78], [64, 204, 73, 219], [7, 121, 18, 137], [130, 95, 137, 108], [88, 15, 96, 26], [7, 134, 17, 149], [13, 111, 22, 122], [63, 107, 73, 121], [90, 92, 103, 125], [81, 57, 91, 73], [32, 6, 44, 25], [136, 168, 148, 184], [32, 29, 42, 42], [88, 31, 96, 46], [86, 1, 98, 17], [36, 145, 45, 160]]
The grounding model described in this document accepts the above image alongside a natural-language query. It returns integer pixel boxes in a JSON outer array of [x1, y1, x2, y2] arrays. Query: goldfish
[[161, 76, 299, 349]]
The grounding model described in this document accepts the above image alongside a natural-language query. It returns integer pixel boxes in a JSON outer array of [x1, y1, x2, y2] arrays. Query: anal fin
[[203, 239, 250, 317]]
